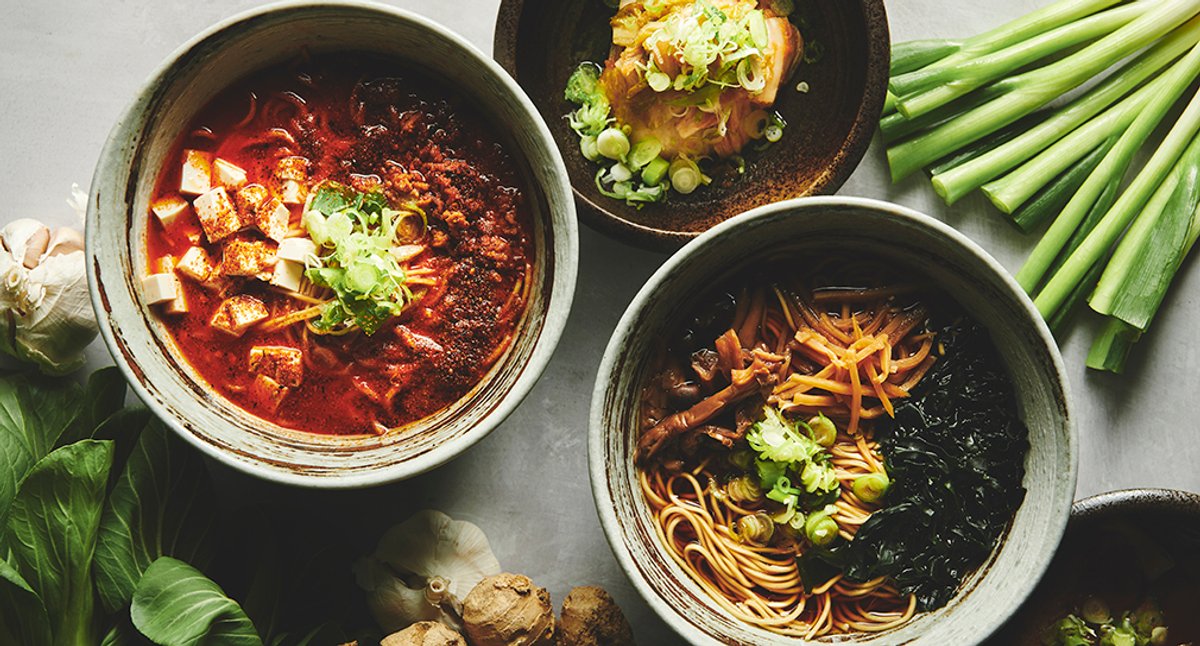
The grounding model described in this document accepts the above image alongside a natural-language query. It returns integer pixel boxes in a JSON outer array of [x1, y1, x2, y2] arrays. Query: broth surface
[[147, 55, 534, 435]]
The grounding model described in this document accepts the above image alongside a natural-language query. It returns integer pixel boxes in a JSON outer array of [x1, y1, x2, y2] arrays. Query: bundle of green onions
[[883, 0, 1200, 373]]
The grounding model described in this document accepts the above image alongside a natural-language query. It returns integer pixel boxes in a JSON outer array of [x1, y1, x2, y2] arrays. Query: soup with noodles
[[141, 55, 534, 436], [636, 258, 1030, 637]]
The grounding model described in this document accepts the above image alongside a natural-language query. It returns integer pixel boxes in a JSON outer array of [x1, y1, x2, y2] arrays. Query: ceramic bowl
[[86, 1, 578, 487], [988, 488, 1200, 645], [494, 0, 890, 249], [589, 197, 1076, 644]]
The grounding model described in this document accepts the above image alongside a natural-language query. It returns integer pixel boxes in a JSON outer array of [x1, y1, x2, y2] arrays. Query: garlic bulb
[[0, 213, 95, 375], [354, 510, 502, 634]]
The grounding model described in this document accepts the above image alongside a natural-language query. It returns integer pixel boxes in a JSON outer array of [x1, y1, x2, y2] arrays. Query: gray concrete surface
[[2, 0, 1196, 643]]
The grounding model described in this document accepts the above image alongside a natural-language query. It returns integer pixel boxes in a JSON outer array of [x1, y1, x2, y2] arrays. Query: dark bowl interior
[[494, 0, 890, 249], [987, 489, 1200, 645]]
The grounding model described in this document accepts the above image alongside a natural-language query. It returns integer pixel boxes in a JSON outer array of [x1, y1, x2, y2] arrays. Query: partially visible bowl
[[989, 488, 1200, 645], [86, 1, 578, 487], [589, 197, 1076, 644], [494, 0, 890, 250]]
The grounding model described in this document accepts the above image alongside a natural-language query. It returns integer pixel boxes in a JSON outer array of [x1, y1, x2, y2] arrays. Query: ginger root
[[559, 586, 635, 646], [381, 621, 467, 646], [462, 573, 555, 646]]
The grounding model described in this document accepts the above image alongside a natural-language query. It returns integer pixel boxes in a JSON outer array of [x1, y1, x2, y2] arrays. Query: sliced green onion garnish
[[597, 127, 630, 160], [628, 138, 663, 169], [641, 157, 670, 186], [670, 157, 702, 194]]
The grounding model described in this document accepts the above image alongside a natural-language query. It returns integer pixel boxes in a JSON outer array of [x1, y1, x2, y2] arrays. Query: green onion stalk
[[984, 28, 1200, 216], [926, 13, 1200, 202], [1034, 81, 1200, 320], [1015, 37, 1200, 293], [887, 0, 1200, 184], [890, 0, 1124, 96], [894, 3, 1146, 120]]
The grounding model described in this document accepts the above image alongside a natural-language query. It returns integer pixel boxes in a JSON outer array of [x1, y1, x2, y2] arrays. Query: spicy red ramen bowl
[[87, 2, 577, 486]]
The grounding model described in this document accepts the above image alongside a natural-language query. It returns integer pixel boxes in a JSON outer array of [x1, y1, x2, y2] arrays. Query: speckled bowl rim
[[588, 196, 1077, 644], [493, 0, 891, 250], [86, 0, 579, 488]]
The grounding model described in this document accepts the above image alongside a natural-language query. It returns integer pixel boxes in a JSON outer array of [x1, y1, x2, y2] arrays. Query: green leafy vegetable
[[302, 181, 417, 335], [94, 419, 217, 614], [0, 558, 52, 646], [4, 440, 114, 646], [131, 557, 262, 646], [0, 372, 85, 522]]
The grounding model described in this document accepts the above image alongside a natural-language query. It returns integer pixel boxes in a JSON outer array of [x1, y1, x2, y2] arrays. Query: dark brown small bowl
[[494, 0, 890, 250], [987, 488, 1200, 645]]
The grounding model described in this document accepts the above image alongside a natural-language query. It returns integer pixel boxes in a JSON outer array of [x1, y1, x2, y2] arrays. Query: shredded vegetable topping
[[640, 1, 773, 95], [301, 182, 420, 335]]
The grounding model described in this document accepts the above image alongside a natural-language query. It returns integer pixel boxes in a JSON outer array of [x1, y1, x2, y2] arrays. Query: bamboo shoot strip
[[983, 35, 1200, 215], [1010, 138, 1114, 233], [887, 0, 1200, 183], [890, 40, 962, 76], [929, 17, 1200, 204], [1091, 135, 1200, 327], [895, 3, 1146, 119], [889, 0, 1125, 97], [1034, 82, 1200, 319]]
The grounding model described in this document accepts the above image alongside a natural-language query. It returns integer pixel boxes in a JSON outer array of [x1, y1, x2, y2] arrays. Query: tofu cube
[[221, 238, 276, 277], [153, 255, 176, 275], [210, 295, 268, 336], [235, 184, 269, 219], [175, 246, 214, 282], [180, 150, 213, 196], [250, 374, 289, 409], [142, 273, 178, 305], [270, 259, 305, 292], [275, 156, 309, 181], [193, 187, 241, 243], [248, 345, 303, 387], [255, 198, 290, 243], [151, 196, 189, 228], [277, 237, 318, 263], [213, 158, 247, 190], [163, 285, 188, 315], [279, 179, 307, 205]]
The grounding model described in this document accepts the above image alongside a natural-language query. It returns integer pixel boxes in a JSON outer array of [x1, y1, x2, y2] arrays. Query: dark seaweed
[[836, 320, 1031, 610]]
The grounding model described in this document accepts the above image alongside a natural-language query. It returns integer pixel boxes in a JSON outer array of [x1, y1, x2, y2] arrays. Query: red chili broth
[[146, 54, 534, 436]]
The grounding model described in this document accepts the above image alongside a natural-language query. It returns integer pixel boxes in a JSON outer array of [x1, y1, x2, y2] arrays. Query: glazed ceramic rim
[[492, 0, 891, 249], [1072, 487, 1200, 518], [588, 196, 1077, 644], [86, 0, 578, 488]]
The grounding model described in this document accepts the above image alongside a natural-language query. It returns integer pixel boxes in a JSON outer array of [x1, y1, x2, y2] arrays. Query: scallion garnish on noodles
[[301, 181, 420, 335]]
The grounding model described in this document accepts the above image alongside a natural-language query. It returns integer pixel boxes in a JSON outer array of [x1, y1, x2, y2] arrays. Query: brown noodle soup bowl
[[494, 0, 891, 250], [86, 2, 578, 487], [589, 197, 1076, 644]]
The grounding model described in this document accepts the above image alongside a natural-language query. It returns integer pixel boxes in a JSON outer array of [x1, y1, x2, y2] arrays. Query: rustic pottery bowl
[[988, 488, 1200, 645], [86, 1, 578, 487], [494, 0, 890, 249], [589, 197, 1076, 644]]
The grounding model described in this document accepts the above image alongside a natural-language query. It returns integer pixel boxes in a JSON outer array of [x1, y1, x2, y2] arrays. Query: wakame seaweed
[[837, 320, 1030, 610]]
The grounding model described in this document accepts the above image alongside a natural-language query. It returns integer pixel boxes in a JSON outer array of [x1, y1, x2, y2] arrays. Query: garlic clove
[[46, 227, 84, 258], [1, 219, 51, 269]]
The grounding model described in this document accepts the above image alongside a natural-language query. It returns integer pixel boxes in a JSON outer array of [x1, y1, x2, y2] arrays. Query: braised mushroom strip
[[142, 55, 534, 435]]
